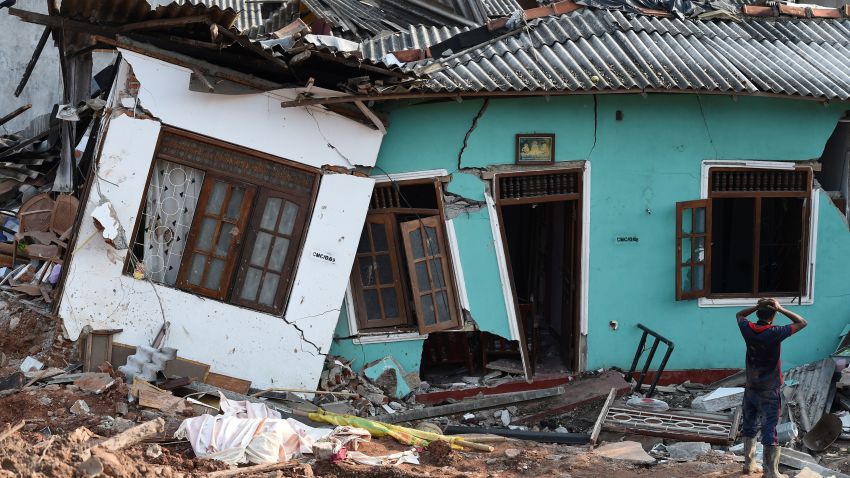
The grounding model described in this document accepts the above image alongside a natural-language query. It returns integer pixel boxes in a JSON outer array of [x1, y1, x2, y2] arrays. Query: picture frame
[[515, 134, 555, 165]]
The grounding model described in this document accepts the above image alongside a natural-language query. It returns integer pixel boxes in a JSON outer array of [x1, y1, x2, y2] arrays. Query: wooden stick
[[94, 418, 164, 452], [15, 26, 51, 97], [0, 104, 32, 127], [251, 388, 359, 398], [0, 420, 25, 442], [206, 462, 297, 478]]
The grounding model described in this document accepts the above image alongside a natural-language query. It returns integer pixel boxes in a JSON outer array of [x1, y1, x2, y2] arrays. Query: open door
[[675, 199, 711, 300]]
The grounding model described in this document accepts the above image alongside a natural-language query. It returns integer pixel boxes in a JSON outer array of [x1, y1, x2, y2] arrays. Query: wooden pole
[[0, 104, 32, 127], [15, 26, 51, 97]]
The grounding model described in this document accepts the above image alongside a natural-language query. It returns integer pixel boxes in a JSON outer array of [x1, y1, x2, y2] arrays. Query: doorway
[[495, 170, 583, 374]]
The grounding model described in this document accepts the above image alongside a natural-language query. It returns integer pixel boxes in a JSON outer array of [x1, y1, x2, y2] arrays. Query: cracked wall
[[58, 54, 381, 390]]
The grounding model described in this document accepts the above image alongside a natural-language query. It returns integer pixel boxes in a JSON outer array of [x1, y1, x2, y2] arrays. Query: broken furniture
[[80, 328, 122, 372], [627, 323, 674, 398], [591, 388, 741, 445], [422, 331, 476, 375]]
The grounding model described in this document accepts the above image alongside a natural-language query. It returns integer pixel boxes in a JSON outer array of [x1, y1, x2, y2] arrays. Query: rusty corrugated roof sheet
[[58, 0, 239, 28]]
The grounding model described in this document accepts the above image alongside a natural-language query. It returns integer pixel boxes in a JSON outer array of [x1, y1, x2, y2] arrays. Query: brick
[[742, 5, 775, 16], [810, 7, 840, 18], [779, 4, 808, 17]]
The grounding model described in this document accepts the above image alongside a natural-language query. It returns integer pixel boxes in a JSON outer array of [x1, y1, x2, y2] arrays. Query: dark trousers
[[741, 387, 782, 446]]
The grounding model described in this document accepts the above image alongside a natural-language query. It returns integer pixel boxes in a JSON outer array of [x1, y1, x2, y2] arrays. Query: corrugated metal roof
[[383, 9, 850, 99], [58, 0, 239, 28], [185, 0, 263, 31], [360, 25, 470, 60]]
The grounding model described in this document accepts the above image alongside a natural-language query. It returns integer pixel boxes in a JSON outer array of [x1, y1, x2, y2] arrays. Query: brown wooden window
[[127, 128, 319, 315], [675, 167, 811, 301], [400, 216, 459, 333], [349, 180, 461, 334]]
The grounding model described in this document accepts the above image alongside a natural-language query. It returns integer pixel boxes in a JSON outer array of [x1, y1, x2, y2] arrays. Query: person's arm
[[736, 304, 759, 321], [773, 299, 808, 334]]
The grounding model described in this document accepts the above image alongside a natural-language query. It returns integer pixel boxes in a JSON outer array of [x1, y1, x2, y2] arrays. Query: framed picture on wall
[[516, 134, 555, 165]]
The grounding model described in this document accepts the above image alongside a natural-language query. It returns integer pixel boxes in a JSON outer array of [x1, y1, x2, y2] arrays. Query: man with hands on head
[[736, 298, 807, 478]]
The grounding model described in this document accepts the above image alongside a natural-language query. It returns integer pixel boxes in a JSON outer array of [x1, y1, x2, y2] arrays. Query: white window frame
[[697, 160, 818, 308], [345, 168, 471, 344]]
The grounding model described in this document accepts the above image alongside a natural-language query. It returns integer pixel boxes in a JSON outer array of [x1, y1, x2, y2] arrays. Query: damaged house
[[5, 0, 850, 394]]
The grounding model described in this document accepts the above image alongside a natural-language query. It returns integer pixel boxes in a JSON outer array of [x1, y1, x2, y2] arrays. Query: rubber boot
[[742, 437, 762, 474], [763, 445, 788, 478]]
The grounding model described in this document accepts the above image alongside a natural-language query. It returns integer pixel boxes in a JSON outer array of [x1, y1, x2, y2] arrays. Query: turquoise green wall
[[329, 94, 849, 373]]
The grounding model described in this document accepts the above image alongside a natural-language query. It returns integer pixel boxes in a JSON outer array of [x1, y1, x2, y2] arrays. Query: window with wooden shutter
[[127, 128, 321, 315], [400, 216, 460, 333], [350, 214, 409, 329], [676, 199, 711, 300], [232, 191, 308, 313], [177, 178, 256, 299], [676, 167, 812, 301]]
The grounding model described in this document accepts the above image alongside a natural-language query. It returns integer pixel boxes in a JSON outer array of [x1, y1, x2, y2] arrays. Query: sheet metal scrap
[[785, 358, 836, 432], [593, 390, 741, 445]]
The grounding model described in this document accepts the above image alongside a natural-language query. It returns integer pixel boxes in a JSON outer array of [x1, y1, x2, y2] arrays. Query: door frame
[[485, 162, 591, 378]]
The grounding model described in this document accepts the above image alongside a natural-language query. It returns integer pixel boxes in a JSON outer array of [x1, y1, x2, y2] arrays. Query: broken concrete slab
[[363, 356, 413, 400], [780, 447, 850, 478], [74, 373, 116, 394], [485, 358, 524, 375], [0, 372, 24, 392], [796, 467, 824, 478], [666, 442, 711, 461], [692, 387, 744, 412], [594, 441, 655, 464]]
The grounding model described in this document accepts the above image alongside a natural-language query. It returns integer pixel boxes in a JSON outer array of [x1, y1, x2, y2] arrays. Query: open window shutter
[[400, 216, 461, 334], [676, 199, 712, 300]]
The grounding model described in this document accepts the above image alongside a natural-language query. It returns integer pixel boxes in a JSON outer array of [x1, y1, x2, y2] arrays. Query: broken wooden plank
[[516, 370, 631, 424], [0, 420, 25, 442], [707, 369, 745, 389], [95, 419, 164, 452], [110, 343, 135, 368], [184, 381, 294, 418], [0, 104, 32, 127], [444, 425, 589, 444], [15, 26, 51, 97], [380, 386, 565, 424], [590, 388, 617, 446], [206, 462, 299, 478], [118, 15, 210, 33], [205, 372, 251, 395]]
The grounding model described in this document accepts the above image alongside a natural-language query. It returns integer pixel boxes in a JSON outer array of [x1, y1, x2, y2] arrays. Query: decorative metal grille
[[498, 172, 580, 200], [710, 170, 808, 193]]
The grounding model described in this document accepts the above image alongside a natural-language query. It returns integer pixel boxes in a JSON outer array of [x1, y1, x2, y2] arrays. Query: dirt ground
[[0, 298, 769, 477]]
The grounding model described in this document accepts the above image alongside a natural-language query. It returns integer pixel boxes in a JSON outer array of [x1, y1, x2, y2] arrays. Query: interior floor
[[501, 200, 580, 373]]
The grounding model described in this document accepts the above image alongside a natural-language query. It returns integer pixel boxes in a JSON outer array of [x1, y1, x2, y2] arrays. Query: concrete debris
[[118, 345, 177, 385], [666, 441, 711, 461], [19, 355, 43, 372], [70, 399, 91, 415], [362, 356, 415, 400], [594, 441, 655, 463], [500, 409, 511, 427], [144, 444, 163, 460], [485, 359, 524, 375], [74, 373, 116, 394], [691, 387, 744, 412], [504, 448, 521, 458]]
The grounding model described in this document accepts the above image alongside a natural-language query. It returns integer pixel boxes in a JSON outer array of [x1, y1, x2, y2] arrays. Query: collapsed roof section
[[9, 0, 418, 98]]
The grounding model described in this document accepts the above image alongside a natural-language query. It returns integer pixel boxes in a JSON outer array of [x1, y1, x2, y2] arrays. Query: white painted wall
[[121, 50, 382, 168], [58, 53, 382, 390]]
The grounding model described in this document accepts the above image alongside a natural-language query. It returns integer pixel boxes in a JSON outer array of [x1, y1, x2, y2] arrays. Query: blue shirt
[[737, 319, 794, 391]]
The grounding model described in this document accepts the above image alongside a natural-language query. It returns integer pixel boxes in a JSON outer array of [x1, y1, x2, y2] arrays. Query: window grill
[[710, 170, 808, 193], [498, 172, 580, 200], [370, 184, 401, 209]]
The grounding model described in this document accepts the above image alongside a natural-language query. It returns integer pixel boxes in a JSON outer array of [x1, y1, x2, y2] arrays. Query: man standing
[[736, 298, 807, 477]]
